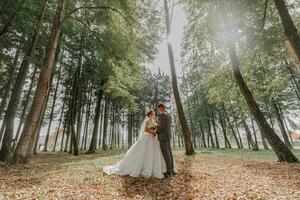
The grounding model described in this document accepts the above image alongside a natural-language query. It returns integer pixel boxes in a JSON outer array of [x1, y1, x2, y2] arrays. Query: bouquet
[[148, 119, 158, 132]]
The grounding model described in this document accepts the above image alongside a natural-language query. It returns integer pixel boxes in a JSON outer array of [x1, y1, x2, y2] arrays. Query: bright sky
[[146, 3, 187, 75]]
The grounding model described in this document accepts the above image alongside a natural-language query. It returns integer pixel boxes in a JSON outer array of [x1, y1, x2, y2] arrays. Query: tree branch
[[260, 0, 269, 31], [69, 17, 132, 70], [60, 5, 131, 28]]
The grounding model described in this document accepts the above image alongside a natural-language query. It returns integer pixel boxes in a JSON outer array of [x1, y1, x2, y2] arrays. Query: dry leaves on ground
[[0, 150, 299, 200]]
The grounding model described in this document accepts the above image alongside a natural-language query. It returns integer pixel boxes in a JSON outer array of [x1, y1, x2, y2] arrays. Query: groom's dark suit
[[157, 111, 174, 174]]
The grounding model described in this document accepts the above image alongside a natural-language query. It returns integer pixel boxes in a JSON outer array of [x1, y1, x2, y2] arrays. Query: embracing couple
[[103, 104, 177, 179]]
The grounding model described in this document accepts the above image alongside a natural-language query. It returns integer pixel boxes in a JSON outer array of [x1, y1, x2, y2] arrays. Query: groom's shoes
[[170, 171, 177, 176], [163, 172, 171, 178]]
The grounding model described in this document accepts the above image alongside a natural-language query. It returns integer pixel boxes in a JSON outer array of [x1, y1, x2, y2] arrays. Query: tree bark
[[43, 54, 63, 151], [274, 0, 300, 69], [163, 0, 194, 155], [87, 88, 103, 153], [12, 65, 38, 151], [102, 98, 109, 150], [127, 112, 133, 149], [11, 0, 65, 164]]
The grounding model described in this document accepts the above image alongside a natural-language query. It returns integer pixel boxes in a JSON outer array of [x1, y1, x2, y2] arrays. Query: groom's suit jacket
[[157, 112, 172, 141]]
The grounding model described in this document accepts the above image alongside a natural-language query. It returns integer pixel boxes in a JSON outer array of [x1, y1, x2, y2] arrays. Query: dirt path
[[0, 151, 299, 199]]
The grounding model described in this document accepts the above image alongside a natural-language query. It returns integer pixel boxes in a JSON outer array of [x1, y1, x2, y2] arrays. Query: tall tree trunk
[[52, 93, 65, 152], [211, 111, 220, 148], [199, 122, 207, 148], [102, 98, 109, 150], [273, 102, 293, 149], [250, 114, 259, 149], [60, 121, 66, 151], [43, 56, 63, 151], [0, 49, 20, 120], [273, 0, 300, 69], [204, 101, 215, 148], [98, 102, 104, 148], [13, 65, 38, 150], [234, 117, 244, 148], [0, 0, 47, 163], [223, 105, 241, 148], [11, 0, 65, 164], [163, 0, 194, 155], [87, 88, 103, 153], [127, 112, 133, 149], [220, 0, 298, 163], [68, 48, 83, 156], [82, 85, 92, 150], [242, 119, 258, 151], [218, 111, 231, 148], [110, 107, 115, 149]]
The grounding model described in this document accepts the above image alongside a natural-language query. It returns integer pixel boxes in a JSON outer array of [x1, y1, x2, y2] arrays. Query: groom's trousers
[[159, 140, 174, 173]]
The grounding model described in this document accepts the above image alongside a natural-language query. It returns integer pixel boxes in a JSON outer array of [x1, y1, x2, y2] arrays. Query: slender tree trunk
[[82, 85, 92, 150], [0, 49, 20, 120], [52, 94, 65, 152], [223, 105, 241, 148], [211, 111, 220, 148], [274, 0, 300, 69], [220, 0, 298, 163], [43, 56, 63, 151], [242, 119, 258, 151], [76, 105, 83, 145], [163, 0, 194, 155], [219, 111, 231, 148], [60, 121, 66, 151], [127, 112, 133, 149], [204, 101, 215, 148], [102, 98, 109, 150], [250, 114, 259, 149], [64, 128, 70, 152], [199, 122, 207, 148], [68, 48, 83, 156], [87, 88, 103, 153], [98, 102, 104, 148], [11, 0, 65, 164], [0, 0, 47, 163], [234, 118, 243, 148], [110, 107, 116, 149], [273, 102, 293, 149]]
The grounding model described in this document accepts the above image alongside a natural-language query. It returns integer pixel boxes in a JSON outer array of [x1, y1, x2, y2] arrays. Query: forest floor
[[0, 149, 300, 200]]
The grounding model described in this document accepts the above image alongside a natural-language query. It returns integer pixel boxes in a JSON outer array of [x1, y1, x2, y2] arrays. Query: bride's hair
[[146, 109, 154, 117]]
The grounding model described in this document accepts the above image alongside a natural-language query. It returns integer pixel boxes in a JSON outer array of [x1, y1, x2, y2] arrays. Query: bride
[[103, 109, 173, 179]]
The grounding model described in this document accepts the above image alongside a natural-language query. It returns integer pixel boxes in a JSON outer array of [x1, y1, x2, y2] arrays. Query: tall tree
[[11, 0, 65, 164], [163, 0, 194, 155]]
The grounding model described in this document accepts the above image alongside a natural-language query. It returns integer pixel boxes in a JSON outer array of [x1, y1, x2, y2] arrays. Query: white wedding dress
[[103, 117, 172, 179]]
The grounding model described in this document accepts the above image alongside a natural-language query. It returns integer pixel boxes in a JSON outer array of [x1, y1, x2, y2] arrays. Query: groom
[[156, 103, 175, 178]]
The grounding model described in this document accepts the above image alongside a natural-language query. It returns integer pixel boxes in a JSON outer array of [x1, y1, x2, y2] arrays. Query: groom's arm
[[157, 114, 166, 134]]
